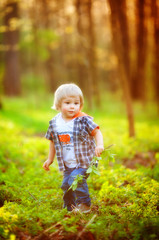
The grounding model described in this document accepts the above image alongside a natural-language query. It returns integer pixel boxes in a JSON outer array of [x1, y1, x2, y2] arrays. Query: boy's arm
[[43, 140, 55, 171], [93, 128, 104, 157]]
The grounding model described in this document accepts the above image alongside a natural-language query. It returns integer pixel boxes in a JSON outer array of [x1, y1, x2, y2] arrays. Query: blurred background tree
[[0, 0, 159, 136], [3, 0, 20, 95]]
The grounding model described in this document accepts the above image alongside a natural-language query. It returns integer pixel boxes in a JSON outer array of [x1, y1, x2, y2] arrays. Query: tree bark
[[107, 0, 135, 137], [75, 0, 93, 109], [3, 0, 21, 96], [41, 0, 57, 92], [116, 0, 131, 80], [151, 0, 159, 112], [130, 0, 147, 101], [86, 0, 100, 107]]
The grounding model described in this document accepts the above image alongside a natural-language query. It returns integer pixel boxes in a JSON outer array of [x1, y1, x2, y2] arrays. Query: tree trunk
[[151, 0, 159, 112], [116, 0, 131, 80], [86, 0, 100, 107], [76, 0, 89, 103], [3, 0, 21, 96], [75, 0, 93, 109], [130, 0, 147, 101], [41, 0, 57, 92], [107, 0, 135, 137]]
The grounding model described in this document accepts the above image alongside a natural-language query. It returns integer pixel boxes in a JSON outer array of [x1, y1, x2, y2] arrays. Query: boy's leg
[[61, 167, 76, 211], [68, 168, 91, 207]]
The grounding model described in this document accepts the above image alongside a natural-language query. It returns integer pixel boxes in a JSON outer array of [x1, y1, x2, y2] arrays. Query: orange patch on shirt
[[91, 126, 100, 136], [58, 134, 71, 144]]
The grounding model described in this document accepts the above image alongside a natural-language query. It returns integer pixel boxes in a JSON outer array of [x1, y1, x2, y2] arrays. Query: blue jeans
[[61, 167, 91, 211]]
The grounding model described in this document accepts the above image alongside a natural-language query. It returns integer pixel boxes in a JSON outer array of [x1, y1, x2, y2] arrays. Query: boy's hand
[[95, 145, 104, 157], [43, 159, 53, 171]]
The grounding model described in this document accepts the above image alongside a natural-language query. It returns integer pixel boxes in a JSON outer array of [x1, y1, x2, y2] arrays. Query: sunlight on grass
[[0, 95, 159, 239]]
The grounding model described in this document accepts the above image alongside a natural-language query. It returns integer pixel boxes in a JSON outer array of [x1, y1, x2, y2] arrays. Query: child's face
[[60, 96, 81, 120]]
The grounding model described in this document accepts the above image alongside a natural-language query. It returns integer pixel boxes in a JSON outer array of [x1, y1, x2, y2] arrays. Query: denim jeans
[[61, 167, 91, 211]]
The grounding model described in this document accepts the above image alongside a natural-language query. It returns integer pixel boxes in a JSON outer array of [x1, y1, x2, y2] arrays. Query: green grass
[[0, 95, 159, 239]]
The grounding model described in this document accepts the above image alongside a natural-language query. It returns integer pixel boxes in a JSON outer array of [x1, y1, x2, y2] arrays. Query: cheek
[[62, 106, 66, 112], [63, 105, 69, 111], [76, 105, 80, 111]]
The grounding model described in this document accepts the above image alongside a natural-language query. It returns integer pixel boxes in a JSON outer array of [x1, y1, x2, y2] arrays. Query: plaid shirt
[[45, 113, 99, 171]]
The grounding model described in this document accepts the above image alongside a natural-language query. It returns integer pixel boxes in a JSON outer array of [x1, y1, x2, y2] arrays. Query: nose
[[70, 103, 75, 108]]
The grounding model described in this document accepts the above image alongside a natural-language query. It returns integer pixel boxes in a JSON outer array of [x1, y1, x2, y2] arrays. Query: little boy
[[43, 83, 104, 213]]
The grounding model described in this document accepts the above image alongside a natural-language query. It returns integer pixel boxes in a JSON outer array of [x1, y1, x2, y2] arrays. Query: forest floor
[[123, 151, 157, 169], [0, 96, 159, 240], [8, 149, 158, 240]]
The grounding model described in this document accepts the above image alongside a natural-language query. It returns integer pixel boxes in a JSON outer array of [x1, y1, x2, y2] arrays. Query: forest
[[0, 0, 159, 239]]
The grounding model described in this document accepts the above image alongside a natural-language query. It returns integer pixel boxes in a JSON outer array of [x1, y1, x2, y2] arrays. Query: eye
[[75, 102, 79, 105]]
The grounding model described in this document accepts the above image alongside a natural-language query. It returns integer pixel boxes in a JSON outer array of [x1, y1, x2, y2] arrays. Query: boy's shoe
[[76, 203, 91, 213]]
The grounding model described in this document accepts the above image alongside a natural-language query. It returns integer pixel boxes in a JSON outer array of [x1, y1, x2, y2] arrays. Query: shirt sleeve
[[45, 122, 54, 141], [84, 116, 99, 136]]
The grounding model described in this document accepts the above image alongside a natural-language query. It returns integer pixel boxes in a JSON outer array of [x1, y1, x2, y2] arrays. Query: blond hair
[[52, 83, 84, 110]]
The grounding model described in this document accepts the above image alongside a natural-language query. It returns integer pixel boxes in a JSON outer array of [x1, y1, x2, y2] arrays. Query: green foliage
[[0, 96, 159, 239], [20, 29, 59, 61], [22, 73, 47, 94], [68, 174, 84, 191], [87, 163, 100, 175], [69, 145, 116, 191]]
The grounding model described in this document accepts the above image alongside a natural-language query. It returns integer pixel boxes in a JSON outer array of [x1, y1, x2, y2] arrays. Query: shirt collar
[[72, 111, 88, 119]]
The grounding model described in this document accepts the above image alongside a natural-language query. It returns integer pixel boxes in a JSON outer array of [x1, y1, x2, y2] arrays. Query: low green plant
[[0, 96, 159, 239], [69, 144, 116, 191]]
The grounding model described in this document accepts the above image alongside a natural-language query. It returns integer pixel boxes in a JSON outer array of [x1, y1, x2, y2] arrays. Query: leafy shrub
[[0, 96, 159, 239]]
